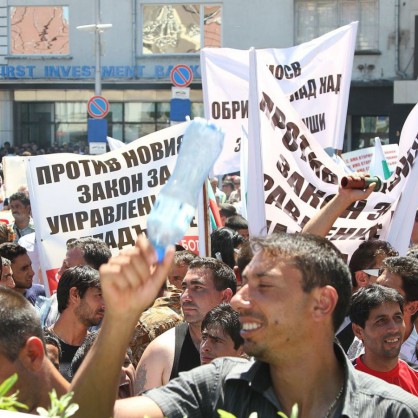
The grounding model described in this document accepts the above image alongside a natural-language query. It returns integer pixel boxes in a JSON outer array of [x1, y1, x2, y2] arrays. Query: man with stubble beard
[[48, 265, 105, 381]]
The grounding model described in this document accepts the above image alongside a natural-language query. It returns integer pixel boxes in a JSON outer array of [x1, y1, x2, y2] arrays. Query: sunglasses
[[362, 269, 380, 277]]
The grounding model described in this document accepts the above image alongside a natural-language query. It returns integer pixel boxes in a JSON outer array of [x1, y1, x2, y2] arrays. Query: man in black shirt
[[49, 265, 105, 381]]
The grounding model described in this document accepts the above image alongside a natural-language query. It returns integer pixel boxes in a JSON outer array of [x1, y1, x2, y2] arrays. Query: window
[[295, 0, 378, 52], [124, 102, 170, 142], [14, 101, 176, 149], [351, 116, 389, 150], [140, 4, 222, 54], [10, 6, 69, 55]]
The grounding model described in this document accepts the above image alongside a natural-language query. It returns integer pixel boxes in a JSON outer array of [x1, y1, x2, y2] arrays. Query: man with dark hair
[[49, 265, 105, 381], [42, 237, 112, 327], [225, 214, 249, 239], [200, 303, 244, 364], [129, 250, 196, 366], [0, 242, 44, 305], [218, 203, 237, 226], [70, 234, 418, 418], [334, 239, 398, 352], [376, 256, 418, 365], [350, 284, 418, 395], [133, 257, 236, 393], [349, 240, 398, 291], [9, 191, 34, 242], [0, 287, 68, 413], [348, 256, 418, 365]]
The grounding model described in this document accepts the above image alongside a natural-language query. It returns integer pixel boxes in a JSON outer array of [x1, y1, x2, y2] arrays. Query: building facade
[[0, 0, 417, 153]]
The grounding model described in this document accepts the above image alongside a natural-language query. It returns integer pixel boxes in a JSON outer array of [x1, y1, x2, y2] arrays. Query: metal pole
[[95, 0, 101, 95], [95, 30, 101, 95]]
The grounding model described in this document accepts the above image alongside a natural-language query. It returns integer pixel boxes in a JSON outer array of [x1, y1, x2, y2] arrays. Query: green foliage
[[278, 404, 299, 418], [0, 374, 79, 417], [218, 404, 299, 418], [0, 374, 29, 412], [37, 390, 79, 418]]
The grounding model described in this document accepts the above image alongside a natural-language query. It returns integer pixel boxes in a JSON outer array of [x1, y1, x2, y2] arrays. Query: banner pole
[[197, 182, 210, 257]]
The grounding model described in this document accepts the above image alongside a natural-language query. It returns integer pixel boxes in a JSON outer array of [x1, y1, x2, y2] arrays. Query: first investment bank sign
[[0, 64, 201, 81]]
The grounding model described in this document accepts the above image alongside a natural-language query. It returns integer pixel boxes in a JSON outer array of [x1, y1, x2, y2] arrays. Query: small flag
[[207, 179, 222, 230], [369, 137, 392, 180]]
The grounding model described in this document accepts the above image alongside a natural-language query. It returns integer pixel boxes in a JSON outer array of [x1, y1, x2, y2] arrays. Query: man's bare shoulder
[[145, 326, 176, 352], [134, 326, 178, 393]]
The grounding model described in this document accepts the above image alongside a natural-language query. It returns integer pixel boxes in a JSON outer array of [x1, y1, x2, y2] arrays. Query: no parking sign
[[88, 96, 110, 119], [170, 64, 193, 88]]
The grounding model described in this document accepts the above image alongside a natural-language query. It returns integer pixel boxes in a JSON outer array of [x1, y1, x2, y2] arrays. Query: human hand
[[99, 236, 174, 323], [338, 172, 376, 204]]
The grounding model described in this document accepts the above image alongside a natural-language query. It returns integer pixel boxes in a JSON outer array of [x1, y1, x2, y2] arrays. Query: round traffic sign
[[87, 96, 109, 119], [170, 64, 193, 88]]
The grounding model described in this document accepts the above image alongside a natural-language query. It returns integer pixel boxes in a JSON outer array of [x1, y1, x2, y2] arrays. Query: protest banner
[[341, 143, 399, 174], [26, 122, 202, 295], [247, 47, 418, 260], [201, 22, 358, 175]]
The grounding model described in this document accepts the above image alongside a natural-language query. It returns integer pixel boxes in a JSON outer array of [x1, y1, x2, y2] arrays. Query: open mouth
[[240, 321, 263, 336], [384, 337, 400, 343]]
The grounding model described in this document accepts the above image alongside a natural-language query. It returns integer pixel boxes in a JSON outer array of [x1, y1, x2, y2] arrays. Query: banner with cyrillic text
[[201, 22, 358, 175], [26, 122, 201, 294], [247, 48, 418, 260]]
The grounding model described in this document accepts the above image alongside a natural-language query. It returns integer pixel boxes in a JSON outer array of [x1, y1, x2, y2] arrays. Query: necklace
[[323, 382, 344, 418]]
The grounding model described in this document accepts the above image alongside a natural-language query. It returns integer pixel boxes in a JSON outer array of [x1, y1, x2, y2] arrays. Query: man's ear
[[312, 286, 338, 322], [69, 286, 79, 303], [354, 271, 369, 288], [19, 337, 45, 372], [352, 323, 364, 340], [404, 300, 418, 317], [221, 288, 233, 303]]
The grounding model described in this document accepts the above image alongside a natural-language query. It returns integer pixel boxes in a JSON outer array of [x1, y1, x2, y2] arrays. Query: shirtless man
[[133, 257, 236, 393]]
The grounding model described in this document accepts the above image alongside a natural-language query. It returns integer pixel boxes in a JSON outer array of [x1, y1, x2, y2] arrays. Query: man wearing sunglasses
[[302, 182, 399, 352]]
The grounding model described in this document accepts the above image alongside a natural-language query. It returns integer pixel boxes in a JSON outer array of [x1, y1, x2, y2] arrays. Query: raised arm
[[302, 173, 376, 237], [70, 236, 174, 418]]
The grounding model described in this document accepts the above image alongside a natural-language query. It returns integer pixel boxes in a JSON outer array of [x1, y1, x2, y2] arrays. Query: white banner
[[201, 22, 358, 175], [247, 48, 418, 260], [26, 122, 201, 294], [341, 144, 399, 174]]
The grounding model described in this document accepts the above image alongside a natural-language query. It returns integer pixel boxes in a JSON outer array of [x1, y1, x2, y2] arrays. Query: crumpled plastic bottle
[[147, 118, 224, 261]]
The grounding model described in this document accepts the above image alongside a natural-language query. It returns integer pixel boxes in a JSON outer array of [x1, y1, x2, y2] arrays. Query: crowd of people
[[1, 167, 418, 417], [0, 140, 89, 159]]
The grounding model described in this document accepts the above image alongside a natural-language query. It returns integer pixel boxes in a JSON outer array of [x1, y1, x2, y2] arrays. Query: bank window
[[351, 116, 389, 150], [124, 102, 170, 142], [9, 6, 69, 55], [140, 4, 222, 54], [295, 0, 378, 52]]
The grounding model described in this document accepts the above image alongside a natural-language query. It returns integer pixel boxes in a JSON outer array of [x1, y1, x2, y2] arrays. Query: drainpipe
[[395, 0, 407, 78], [132, 0, 137, 72]]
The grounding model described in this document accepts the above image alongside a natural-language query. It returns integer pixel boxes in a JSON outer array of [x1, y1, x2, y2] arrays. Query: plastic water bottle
[[147, 118, 224, 261]]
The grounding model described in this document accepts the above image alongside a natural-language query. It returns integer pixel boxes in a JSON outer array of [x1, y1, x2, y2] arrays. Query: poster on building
[[26, 122, 201, 295], [246, 48, 418, 260], [201, 22, 358, 175]]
